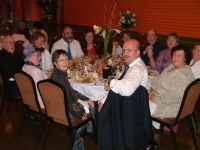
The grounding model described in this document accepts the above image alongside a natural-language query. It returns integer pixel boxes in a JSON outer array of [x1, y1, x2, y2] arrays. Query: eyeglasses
[[57, 58, 69, 62], [64, 32, 73, 35], [122, 49, 138, 53], [3, 41, 15, 45], [32, 54, 41, 58]]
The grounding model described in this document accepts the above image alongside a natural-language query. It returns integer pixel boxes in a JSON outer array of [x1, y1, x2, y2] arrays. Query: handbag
[[72, 132, 84, 150]]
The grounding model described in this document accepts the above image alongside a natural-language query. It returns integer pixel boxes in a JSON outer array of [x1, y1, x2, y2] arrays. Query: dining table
[[69, 68, 159, 100], [69, 78, 108, 101]]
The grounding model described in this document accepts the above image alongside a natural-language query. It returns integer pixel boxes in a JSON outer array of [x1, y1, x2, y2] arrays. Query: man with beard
[[51, 26, 84, 59], [98, 39, 154, 150], [140, 30, 165, 66]]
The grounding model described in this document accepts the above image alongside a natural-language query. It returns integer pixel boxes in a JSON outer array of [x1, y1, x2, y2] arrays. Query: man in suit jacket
[[0, 35, 24, 98], [98, 39, 153, 150]]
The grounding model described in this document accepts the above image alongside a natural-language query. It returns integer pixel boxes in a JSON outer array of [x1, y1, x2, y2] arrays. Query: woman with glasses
[[51, 49, 94, 120], [22, 44, 49, 109]]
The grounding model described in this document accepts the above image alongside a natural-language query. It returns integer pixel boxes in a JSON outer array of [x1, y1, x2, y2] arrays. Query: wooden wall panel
[[22, 0, 43, 21], [63, 0, 200, 39], [12, 0, 23, 19]]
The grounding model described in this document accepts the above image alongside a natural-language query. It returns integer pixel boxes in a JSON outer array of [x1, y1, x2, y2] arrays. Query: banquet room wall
[[0, 0, 199, 40], [63, 0, 200, 39]]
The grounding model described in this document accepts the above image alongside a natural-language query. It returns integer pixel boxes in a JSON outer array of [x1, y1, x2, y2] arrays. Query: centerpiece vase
[[103, 33, 110, 55]]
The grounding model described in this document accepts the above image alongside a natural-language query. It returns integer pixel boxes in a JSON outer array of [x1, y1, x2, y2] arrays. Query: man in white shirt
[[51, 26, 84, 58], [98, 39, 149, 111]]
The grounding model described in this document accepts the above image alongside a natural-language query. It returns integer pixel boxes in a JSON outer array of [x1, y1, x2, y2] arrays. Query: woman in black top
[[51, 49, 94, 120]]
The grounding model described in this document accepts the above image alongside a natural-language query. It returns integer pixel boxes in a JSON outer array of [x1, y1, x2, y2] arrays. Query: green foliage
[[35, 0, 58, 18], [41, 17, 51, 36]]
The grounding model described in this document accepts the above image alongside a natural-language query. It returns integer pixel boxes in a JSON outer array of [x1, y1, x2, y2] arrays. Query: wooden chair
[[152, 79, 200, 150], [0, 74, 21, 114], [14, 71, 46, 147], [37, 79, 97, 150]]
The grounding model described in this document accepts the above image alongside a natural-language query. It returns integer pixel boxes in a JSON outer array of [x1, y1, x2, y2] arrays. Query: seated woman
[[22, 44, 50, 109], [81, 28, 103, 57], [148, 33, 179, 73], [28, 32, 52, 71], [29, 21, 49, 50], [111, 30, 133, 59], [190, 42, 200, 79], [50, 49, 94, 120], [149, 45, 194, 119]]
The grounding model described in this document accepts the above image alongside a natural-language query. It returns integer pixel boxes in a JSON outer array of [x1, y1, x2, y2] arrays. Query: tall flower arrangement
[[93, 0, 121, 55], [118, 9, 136, 29], [93, 25, 120, 55]]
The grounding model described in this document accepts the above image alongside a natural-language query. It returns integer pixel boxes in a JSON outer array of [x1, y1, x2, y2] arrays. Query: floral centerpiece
[[118, 9, 136, 29], [93, 25, 121, 55]]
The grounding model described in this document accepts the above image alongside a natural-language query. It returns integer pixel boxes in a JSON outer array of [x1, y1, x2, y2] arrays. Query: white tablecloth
[[69, 78, 108, 101]]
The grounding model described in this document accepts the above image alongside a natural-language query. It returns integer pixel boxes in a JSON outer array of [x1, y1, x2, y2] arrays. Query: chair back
[[0, 74, 4, 97], [37, 79, 71, 126], [176, 79, 200, 122], [14, 71, 42, 113]]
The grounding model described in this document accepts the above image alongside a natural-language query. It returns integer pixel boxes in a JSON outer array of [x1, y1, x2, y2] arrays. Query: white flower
[[118, 9, 136, 28], [126, 10, 130, 14], [132, 14, 136, 17], [100, 29, 106, 38]]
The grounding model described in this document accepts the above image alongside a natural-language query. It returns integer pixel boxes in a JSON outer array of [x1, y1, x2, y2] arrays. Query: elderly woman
[[148, 33, 179, 73], [22, 44, 48, 109], [29, 32, 52, 71], [149, 45, 194, 119], [29, 21, 49, 50], [81, 28, 103, 57], [111, 30, 133, 59], [190, 42, 200, 79], [50, 49, 94, 120]]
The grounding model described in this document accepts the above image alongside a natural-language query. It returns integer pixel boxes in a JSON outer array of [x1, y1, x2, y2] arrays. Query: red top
[[87, 46, 96, 55]]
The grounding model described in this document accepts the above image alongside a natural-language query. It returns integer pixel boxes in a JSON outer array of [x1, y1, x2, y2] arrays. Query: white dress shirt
[[100, 57, 149, 104], [51, 38, 84, 58], [40, 49, 52, 71], [110, 57, 149, 96], [190, 59, 200, 79]]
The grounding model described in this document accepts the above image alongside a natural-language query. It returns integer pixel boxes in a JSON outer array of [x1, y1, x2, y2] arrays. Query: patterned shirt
[[50, 68, 89, 119]]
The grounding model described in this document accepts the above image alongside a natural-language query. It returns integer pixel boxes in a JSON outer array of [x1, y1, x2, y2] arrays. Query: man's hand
[[112, 41, 119, 49], [88, 100, 94, 109], [147, 46, 153, 57], [149, 88, 156, 103]]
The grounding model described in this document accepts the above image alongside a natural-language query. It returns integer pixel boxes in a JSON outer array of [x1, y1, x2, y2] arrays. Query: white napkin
[[78, 99, 90, 113]]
